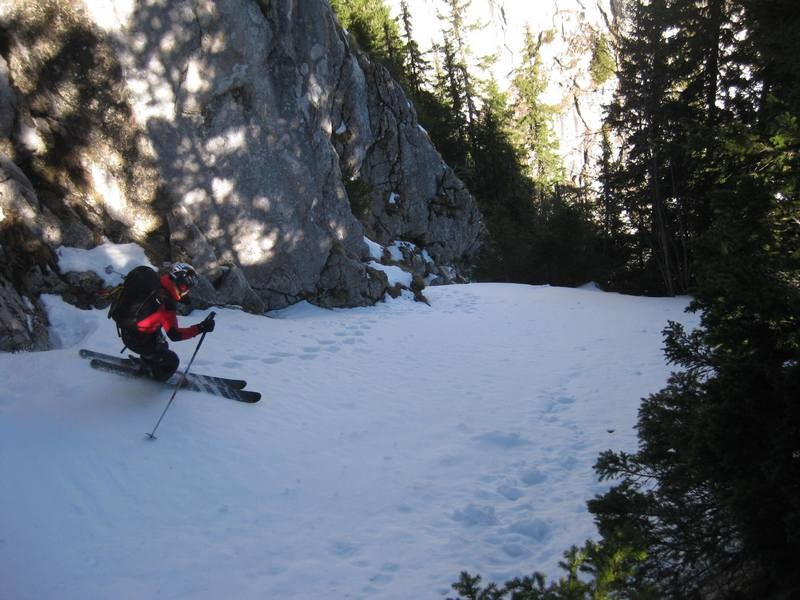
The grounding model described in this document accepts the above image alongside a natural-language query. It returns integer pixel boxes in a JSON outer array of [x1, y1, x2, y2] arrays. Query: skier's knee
[[149, 350, 179, 381]]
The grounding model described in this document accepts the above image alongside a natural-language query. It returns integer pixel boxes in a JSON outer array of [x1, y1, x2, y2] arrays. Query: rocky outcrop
[[0, 0, 483, 351], [339, 56, 482, 270]]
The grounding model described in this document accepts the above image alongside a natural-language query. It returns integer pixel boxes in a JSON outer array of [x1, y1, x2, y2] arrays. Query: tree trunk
[[651, 145, 675, 295]]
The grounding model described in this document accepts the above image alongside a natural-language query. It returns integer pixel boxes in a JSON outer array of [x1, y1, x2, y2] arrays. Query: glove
[[196, 315, 216, 334]]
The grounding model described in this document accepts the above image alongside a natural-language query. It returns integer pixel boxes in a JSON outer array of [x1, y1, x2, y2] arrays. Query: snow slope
[[0, 264, 699, 599]]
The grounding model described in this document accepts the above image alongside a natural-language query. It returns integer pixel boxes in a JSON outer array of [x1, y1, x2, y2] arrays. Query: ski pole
[[146, 311, 216, 440]]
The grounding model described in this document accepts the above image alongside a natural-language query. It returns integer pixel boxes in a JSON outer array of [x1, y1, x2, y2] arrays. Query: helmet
[[169, 262, 198, 293]]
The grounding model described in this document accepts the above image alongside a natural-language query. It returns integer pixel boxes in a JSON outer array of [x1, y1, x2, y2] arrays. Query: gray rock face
[[352, 61, 482, 268], [0, 157, 58, 351], [111, 0, 482, 308], [0, 269, 50, 352], [0, 0, 483, 350]]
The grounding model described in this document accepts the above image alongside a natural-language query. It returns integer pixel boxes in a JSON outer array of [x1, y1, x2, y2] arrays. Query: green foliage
[[468, 82, 599, 286], [449, 537, 651, 600], [589, 34, 615, 87], [529, 191, 602, 287], [600, 0, 741, 295], [511, 27, 564, 187], [398, 0, 428, 94], [329, 0, 405, 78], [590, 2, 800, 595], [468, 82, 537, 282]]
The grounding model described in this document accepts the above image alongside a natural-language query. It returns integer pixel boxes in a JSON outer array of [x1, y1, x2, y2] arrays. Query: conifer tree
[[591, 1, 800, 595], [398, 0, 427, 95], [437, 0, 482, 148], [430, 33, 471, 171], [329, 0, 405, 79], [469, 79, 536, 282], [511, 26, 563, 187]]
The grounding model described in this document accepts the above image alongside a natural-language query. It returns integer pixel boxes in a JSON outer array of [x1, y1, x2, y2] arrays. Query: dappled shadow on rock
[[0, 0, 484, 351]]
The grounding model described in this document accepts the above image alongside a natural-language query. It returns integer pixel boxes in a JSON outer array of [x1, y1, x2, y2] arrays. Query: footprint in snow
[[331, 540, 360, 557], [438, 455, 464, 467], [502, 543, 530, 558], [452, 504, 498, 527], [497, 484, 524, 501], [560, 456, 579, 471], [473, 431, 530, 449], [520, 468, 547, 486], [544, 396, 576, 414], [508, 519, 551, 542]]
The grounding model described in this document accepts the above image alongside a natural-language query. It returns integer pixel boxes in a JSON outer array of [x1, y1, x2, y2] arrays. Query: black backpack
[[107, 266, 162, 334]]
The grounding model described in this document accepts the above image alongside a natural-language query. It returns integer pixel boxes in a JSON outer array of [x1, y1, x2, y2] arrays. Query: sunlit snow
[[0, 243, 699, 600]]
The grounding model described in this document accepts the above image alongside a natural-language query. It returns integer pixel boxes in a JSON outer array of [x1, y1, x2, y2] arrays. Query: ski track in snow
[[0, 283, 699, 599]]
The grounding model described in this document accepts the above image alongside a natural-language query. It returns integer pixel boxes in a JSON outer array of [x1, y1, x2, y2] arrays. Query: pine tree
[[428, 32, 473, 172], [437, 0, 482, 149], [590, 1, 800, 595], [511, 26, 563, 187], [398, 0, 427, 95], [469, 79, 536, 282], [602, 0, 747, 295], [596, 124, 628, 273], [329, 0, 405, 79]]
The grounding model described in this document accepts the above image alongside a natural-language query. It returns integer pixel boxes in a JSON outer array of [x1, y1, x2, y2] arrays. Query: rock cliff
[[0, 0, 483, 351]]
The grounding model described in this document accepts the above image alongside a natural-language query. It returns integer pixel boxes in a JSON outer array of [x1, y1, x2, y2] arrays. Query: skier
[[111, 262, 216, 381]]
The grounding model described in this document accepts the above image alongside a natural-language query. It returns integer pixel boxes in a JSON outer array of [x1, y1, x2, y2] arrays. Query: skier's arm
[[162, 309, 200, 341], [137, 306, 200, 341]]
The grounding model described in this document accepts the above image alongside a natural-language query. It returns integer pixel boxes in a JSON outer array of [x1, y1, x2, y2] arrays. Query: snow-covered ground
[[0, 247, 699, 600]]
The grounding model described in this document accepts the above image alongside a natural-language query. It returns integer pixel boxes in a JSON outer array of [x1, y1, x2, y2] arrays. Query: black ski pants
[[121, 329, 179, 382]]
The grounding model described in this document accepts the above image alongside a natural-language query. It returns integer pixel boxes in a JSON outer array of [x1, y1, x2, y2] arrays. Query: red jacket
[[135, 274, 200, 341]]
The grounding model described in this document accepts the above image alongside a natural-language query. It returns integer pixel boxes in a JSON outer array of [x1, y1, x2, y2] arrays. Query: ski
[[79, 348, 247, 390], [89, 358, 261, 403]]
